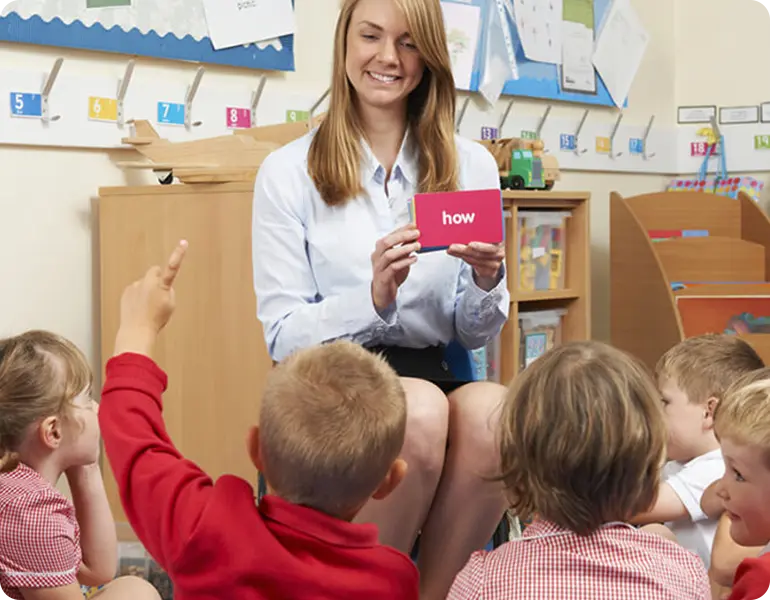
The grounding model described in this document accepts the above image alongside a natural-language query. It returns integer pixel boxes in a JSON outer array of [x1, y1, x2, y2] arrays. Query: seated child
[[0, 330, 160, 600], [448, 340, 710, 599], [706, 367, 770, 599], [97, 241, 418, 600], [630, 334, 764, 566]]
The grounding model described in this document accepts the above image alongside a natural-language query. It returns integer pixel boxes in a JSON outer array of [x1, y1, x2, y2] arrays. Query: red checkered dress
[[449, 519, 711, 600], [0, 463, 81, 599]]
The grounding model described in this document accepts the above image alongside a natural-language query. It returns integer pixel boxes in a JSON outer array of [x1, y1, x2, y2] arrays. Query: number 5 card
[[408, 189, 504, 252]]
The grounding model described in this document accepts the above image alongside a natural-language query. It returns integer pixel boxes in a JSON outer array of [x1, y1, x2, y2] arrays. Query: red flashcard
[[409, 189, 504, 252]]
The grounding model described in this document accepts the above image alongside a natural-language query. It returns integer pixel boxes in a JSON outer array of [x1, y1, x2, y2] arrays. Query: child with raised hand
[[448, 340, 710, 600], [0, 331, 160, 600], [98, 241, 419, 599]]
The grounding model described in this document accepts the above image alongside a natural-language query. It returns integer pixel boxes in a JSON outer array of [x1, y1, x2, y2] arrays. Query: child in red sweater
[[98, 241, 418, 600], [710, 368, 770, 599]]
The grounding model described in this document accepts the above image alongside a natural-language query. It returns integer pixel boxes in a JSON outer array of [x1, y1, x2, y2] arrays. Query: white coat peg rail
[[2, 61, 770, 176]]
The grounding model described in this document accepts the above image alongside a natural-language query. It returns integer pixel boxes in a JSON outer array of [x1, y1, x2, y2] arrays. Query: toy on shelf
[[517, 210, 570, 291], [478, 137, 561, 191], [118, 114, 326, 185]]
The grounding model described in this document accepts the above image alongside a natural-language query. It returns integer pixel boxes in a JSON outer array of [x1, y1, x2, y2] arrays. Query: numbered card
[[690, 141, 719, 157], [755, 135, 770, 150], [88, 96, 118, 122], [286, 109, 310, 123], [157, 102, 186, 126], [480, 126, 498, 140], [521, 130, 537, 140], [629, 138, 644, 155], [559, 133, 576, 151], [595, 136, 611, 154], [226, 107, 252, 129], [9, 92, 42, 118]]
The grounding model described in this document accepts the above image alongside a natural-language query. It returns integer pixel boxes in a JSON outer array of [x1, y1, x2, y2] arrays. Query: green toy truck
[[478, 137, 560, 191]]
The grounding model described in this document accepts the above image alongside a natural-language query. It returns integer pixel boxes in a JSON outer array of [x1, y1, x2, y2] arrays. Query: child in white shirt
[[630, 334, 764, 567]]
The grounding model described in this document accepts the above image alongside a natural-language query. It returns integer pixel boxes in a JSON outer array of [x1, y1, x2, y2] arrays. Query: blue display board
[[0, 1, 295, 72], [445, 0, 622, 108]]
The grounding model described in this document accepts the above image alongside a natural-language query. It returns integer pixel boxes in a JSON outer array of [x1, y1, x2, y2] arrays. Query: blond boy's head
[[253, 341, 407, 520], [498, 340, 666, 536], [714, 367, 770, 547], [655, 334, 764, 463]]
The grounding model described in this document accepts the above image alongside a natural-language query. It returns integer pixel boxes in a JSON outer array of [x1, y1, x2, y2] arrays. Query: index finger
[[161, 240, 188, 288]]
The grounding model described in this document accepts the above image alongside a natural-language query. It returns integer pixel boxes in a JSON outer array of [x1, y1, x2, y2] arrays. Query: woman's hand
[[371, 224, 421, 312], [448, 242, 505, 292]]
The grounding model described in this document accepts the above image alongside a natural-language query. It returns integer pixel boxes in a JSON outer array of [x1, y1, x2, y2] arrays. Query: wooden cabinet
[[98, 182, 272, 538], [498, 191, 592, 385]]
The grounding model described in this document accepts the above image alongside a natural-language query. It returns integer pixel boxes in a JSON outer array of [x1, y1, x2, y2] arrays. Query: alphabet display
[[409, 189, 504, 252]]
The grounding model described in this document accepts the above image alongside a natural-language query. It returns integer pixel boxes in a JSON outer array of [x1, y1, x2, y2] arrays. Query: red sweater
[[99, 353, 419, 600], [729, 553, 770, 600]]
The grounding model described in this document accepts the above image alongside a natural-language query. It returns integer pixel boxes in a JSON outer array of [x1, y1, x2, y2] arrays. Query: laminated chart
[[0, 0, 295, 71]]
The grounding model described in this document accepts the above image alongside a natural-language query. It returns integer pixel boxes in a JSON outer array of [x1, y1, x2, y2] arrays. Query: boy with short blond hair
[[98, 242, 418, 600], [449, 340, 710, 600], [710, 370, 770, 599], [631, 334, 764, 566]]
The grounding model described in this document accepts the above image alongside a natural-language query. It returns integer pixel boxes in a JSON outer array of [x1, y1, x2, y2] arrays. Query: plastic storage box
[[518, 309, 566, 371], [517, 210, 571, 292]]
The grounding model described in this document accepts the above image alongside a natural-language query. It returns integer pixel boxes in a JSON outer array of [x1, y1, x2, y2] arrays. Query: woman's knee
[[448, 381, 506, 473], [92, 576, 161, 599], [399, 377, 450, 476]]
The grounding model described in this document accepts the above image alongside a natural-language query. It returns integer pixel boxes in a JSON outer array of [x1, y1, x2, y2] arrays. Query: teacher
[[251, 0, 509, 597]]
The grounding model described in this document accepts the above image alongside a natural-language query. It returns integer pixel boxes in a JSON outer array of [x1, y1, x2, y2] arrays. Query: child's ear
[[372, 458, 408, 501], [246, 426, 264, 472], [704, 396, 719, 429], [38, 416, 62, 450]]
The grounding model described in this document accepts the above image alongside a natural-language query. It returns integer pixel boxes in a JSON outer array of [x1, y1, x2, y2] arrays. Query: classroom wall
[[0, 0, 678, 384], [674, 0, 770, 209]]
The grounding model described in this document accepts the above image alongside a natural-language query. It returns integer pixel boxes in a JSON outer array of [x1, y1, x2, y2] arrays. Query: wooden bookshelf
[[610, 190, 770, 372], [499, 190, 592, 385]]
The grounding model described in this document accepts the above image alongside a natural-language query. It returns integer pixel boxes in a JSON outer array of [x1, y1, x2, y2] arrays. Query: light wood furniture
[[610, 190, 770, 372], [499, 191, 592, 385], [98, 182, 272, 539]]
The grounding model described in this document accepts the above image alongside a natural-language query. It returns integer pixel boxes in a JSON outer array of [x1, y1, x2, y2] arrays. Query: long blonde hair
[[308, 0, 459, 207]]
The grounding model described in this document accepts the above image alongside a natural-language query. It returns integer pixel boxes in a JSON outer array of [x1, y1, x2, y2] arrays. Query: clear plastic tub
[[517, 211, 571, 292], [518, 309, 566, 371]]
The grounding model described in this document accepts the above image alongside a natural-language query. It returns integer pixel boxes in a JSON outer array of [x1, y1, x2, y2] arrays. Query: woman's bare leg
[[354, 377, 449, 553], [90, 576, 161, 599], [416, 381, 507, 600]]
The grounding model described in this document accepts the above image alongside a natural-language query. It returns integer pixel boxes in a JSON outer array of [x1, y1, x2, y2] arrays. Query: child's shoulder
[[0, 463, 73, 517]]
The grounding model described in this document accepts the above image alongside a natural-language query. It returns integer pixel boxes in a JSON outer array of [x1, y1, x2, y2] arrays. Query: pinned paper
[[513, 0, 563, 64], [592, 0, 649, 108], [202, 0, 295, 50]]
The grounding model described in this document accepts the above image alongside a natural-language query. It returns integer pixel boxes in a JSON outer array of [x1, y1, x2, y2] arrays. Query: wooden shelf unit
[[499, 191, 592, 385], [610, 190, 770, 372]]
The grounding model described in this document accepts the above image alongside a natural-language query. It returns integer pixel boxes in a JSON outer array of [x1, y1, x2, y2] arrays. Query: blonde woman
[[252, 0, 509, 597]]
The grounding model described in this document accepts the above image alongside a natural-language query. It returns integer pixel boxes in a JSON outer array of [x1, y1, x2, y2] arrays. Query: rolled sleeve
[[0, 493, 80, 591]]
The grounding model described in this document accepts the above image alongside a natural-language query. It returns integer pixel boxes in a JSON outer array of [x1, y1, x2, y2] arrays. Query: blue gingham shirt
[[251, 129, 510, 362]]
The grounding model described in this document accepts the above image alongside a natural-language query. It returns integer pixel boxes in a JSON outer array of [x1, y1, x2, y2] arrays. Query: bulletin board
[[0, 0, 295, 72], [441, 0, 621, 108]]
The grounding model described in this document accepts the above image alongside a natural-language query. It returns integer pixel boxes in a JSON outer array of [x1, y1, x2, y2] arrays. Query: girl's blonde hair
[[308, 0, 459, 206], [497, 341, 667, 535], [0, 330, 93, 473]]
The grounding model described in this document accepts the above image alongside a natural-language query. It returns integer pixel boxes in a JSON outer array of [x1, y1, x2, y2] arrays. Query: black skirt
[[365, 345, 468, 394]]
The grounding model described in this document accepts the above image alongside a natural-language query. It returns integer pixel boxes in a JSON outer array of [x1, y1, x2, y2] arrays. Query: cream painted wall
[[0, 0, 678, 383]]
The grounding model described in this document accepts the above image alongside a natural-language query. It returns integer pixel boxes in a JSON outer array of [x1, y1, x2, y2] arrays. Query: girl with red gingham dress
[[0, 331, 159, 600]]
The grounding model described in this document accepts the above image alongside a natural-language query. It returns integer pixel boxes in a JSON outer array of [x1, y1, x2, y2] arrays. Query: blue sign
[[559, 133, 576, 151], [480, 126, 499, 140], [10, 92, 42, 118], [629, 138, 644, 155], [157, 101, 185, 126]]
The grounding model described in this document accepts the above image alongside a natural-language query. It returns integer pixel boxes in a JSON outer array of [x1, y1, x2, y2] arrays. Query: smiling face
[[717, 437, 770, 547], [345, 0, 425, 114]]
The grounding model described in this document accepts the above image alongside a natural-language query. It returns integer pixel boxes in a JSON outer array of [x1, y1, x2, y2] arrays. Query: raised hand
[[370, 224, 421, 312], [114, 240, 188, 357]]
